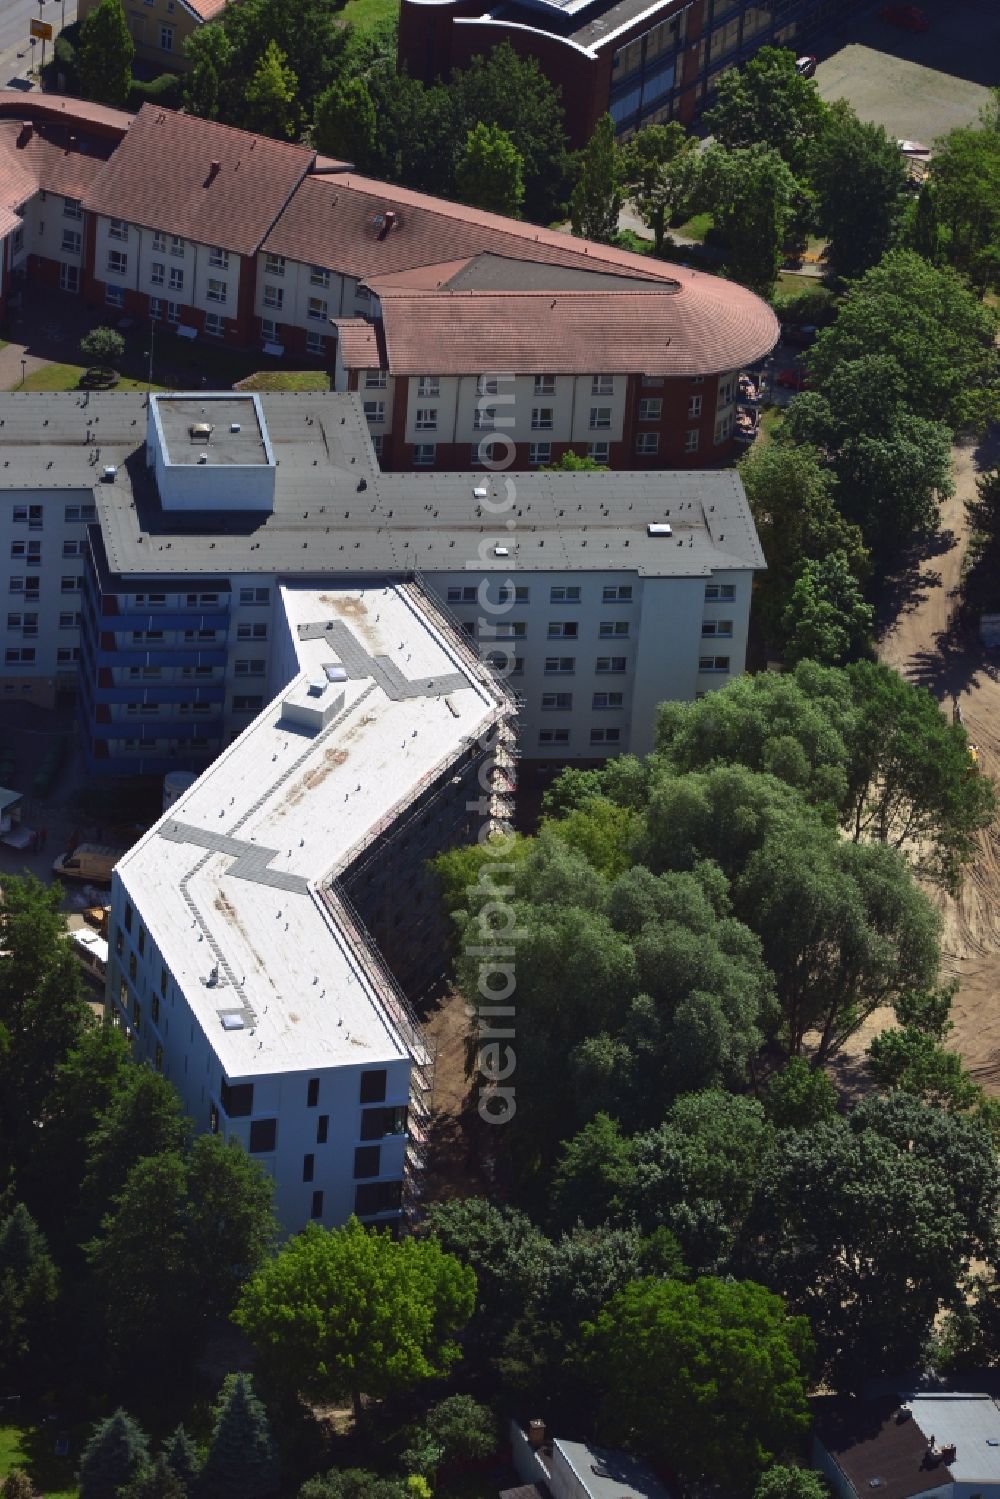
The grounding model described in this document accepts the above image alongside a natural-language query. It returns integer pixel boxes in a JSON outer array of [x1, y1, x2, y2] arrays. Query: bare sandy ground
[[872, 434, 1000, 1091]]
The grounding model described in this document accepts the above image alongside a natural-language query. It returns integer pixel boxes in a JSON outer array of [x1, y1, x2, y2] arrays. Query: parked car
[[795, 55, 817, 78], [781, 323, 818, 347], [775, 366, 810, 391], [881, 4, 929, 30]]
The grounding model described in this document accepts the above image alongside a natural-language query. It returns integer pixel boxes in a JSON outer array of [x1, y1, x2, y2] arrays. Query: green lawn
[[340, 0, 398, 28], [0, 1420, 78, 1498], [671, 211, 713, 242], [236, 370, 331, 392], [18, 362, 165, 394]]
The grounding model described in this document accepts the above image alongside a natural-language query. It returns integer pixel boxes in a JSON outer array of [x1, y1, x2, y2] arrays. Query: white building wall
[[107, 859, 414, 1233]]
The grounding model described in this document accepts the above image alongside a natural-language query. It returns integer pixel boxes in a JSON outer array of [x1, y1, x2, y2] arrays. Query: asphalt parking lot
[[815, 0, 998, 144]]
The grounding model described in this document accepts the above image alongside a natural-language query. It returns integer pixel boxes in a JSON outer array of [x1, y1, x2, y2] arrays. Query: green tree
[[571, 114, 622, 244], [243, 41, 298, 140], [754, 1466, 829, 1499], [913, 124, 1000, 293], [810, 100, 908, 280], [299, 1472, 410, 1499], [162, 1426, 200, 1494], [584, 1276, 814, 1485], [235, 1218, 476, 1419], [77, 0, 133, 107], [85, 1137, 274, 1383], [200, 1374, 279, 1499], [19, 1021, 131, 1250], [80, 327, 125, 369], [761, 1057, 837, 1130], [182, 24, 234, 120], [0, 874, 89, 1177], [313, 79, 377, 168], [118, 1455, 187, 1499], [867, 1026, 983, 1111], [422, 1198, 552, 1363], [695, 143, 798, 295], [738, 441, 869, 648], [0, 1203, 59, 1390], [425, 1395, 497, 1464], [807, 249, 999, 432], [78, 1410, 150, 1499], [741, 1094, 1000, 1382], [704, 45, 826, 173], [551, 1113, 637, 1230], [781, 552, 874, 666], [455, 123, 525, 216], [783, 354, 954, 555], [542, 450, 608, 471], [218, 0, 349, 127], [620, 122, 696, 253], [81, 1066, 190, 1231], [451, 42, 569, 222]]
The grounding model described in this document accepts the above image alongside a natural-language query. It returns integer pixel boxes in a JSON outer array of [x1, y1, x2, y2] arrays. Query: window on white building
[[263, 284, 283, 309], [206, 278, 227, 303], [531, 407, 553, 430], [589, 407, 612, 430], [264, 254, 285, 276], [591, 374, 614, 395], [417, 376, 440, 397], [307, 296, 328, 321], [204, 312, 224, 337], [414, 408, 437, 431]]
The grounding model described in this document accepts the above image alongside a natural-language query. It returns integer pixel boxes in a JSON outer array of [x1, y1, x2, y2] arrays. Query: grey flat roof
[[156, 395, 270, 467], [0, 391, 764, 581], [554, 1441, 670, 1499], [908, 1394, 1000, 1484], [443, 253, 665, 294]]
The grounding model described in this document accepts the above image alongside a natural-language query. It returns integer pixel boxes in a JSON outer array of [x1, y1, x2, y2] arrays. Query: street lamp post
[[20, 358, 27, 387]]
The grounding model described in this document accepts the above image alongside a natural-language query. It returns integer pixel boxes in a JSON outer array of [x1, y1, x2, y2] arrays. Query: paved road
[[0, 0, 77, 89]]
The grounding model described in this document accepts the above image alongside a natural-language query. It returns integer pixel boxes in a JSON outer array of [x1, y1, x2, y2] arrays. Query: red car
[[775, 367, 810, 392], [881, 4, 929, 30]]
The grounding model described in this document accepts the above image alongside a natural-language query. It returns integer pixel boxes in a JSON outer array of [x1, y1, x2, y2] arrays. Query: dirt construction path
[[877, 434, 1000, 1090]]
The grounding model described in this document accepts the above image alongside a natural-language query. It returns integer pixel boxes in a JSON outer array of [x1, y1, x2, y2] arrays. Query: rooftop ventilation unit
[[494, 544, 509, 557], [220, 1012, 245, 1031], [230, 422, 241, 433], [323, 662, 348, 683], [197, 453, 209, 464], [190, 422, 213, 441], [647, 522, 673, 537], [102, 465, 117, 482], [473, 486, 488, 499]]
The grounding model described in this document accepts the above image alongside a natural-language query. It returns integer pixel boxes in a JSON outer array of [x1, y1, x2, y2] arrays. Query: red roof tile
[[0, 118, 116, 223], [335, 321, 384, 368], [264, 171, 684, 284], [0, 91, 133, 135], [182, 0, 229, 18], [82, 105, 315, 257], [336, 279, 780, 378]]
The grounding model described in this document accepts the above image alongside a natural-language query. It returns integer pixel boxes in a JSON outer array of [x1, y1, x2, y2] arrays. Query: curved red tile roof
[[337, 277, 779, 378]]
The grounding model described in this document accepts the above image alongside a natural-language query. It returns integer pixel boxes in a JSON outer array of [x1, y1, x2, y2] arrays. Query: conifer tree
[[199, 1374, 279, 1499], [78, 1409, 150, 1499]]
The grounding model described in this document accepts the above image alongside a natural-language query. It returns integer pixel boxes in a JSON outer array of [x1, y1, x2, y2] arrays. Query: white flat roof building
[[107, 578, 512, 1232]]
